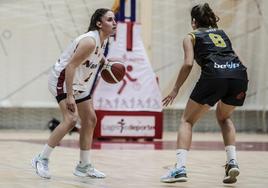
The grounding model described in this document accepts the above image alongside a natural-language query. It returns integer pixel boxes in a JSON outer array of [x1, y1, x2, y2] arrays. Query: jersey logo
[[214, 62, 239, 69], [83, 60, 90, 67], [83, 60, 98, 69]]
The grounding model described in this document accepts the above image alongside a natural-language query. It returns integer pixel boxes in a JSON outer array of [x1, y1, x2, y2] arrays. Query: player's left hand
[[162, 90, 178, 106]]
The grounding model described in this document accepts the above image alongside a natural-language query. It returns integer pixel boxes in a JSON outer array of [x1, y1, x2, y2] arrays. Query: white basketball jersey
[[51, 30, 107, 96]]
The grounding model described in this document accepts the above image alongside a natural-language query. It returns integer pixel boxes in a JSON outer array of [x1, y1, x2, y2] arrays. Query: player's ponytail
[[191, 3, 219, 28], [87, 8, 111, 32]]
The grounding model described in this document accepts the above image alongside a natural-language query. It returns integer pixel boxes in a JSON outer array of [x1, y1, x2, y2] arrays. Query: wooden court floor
[[0, 130, 268, 188]]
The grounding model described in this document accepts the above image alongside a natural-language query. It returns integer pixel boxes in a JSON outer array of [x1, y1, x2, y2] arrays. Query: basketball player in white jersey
[[31, 8, 117, 179]]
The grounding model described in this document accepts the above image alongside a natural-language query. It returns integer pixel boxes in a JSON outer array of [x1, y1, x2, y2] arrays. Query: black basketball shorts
[[190, 78, 248, 106]]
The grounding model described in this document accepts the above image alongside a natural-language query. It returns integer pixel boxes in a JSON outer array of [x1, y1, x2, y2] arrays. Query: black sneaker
[[223, 159, 240, 184]]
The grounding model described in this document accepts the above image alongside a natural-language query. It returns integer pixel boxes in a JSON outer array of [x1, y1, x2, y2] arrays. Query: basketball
[[101, 61, 126, 84]]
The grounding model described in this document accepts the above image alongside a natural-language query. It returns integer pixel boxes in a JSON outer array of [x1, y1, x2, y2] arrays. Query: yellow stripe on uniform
[[188, 32, 196, 46]]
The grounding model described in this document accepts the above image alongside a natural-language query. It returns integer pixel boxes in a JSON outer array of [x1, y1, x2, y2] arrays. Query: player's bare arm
[[162, 35, 194, 106]]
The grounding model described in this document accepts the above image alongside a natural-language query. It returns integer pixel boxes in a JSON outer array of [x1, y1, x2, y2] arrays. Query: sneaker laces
[[229, 159, 237, 165], [78, 163, 95, 173], [40, 158, 49, 170], [222, 159, 238, 168], [164, 166, 185, 177], [224, 159, 237, 164], [84, 164, 105, 177], [84, 164, 93, 170]]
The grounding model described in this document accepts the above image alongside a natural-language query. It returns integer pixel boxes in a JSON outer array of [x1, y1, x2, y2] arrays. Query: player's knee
[[81, 115, 97, 129], [65, 114, 78, 127], [180, 117, 194, 127], [216, 113, 229, 125], [89, 115, 97, 128]]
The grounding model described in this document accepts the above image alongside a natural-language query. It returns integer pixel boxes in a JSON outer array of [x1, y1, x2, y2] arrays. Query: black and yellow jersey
[[189, 28, 247, 80]]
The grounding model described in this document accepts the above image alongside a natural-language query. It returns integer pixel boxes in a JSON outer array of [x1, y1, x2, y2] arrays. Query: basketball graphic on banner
[[93, 0, 163, 139], [93, 22, 163, 139]]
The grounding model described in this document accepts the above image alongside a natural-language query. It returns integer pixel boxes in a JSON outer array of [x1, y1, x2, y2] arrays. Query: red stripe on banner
[[56, 69, 65, 95], [126, 21, 133, 51]]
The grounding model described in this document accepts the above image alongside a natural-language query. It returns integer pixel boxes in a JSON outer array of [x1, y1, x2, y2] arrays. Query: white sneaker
[[160, 166, 188, 183], [73, 163, 106, 178], [31, 155, 51, 179]]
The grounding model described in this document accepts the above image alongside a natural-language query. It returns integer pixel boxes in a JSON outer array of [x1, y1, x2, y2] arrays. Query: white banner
[[100, 143, 155, 150], [93, 23, 162, 112], [101, 115, 155, 137]]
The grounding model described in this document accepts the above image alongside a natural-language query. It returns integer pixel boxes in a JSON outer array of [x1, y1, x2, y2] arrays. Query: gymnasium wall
[[0, 0, 113, 107], [151, 0, 268, 112], [0, 0, 267, 132]]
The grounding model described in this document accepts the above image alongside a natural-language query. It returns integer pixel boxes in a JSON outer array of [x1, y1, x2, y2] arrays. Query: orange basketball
[[101, 61, 126, 84]]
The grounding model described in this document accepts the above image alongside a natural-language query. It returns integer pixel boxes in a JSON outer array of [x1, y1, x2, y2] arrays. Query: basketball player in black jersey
[[161, 3, 248, 184]]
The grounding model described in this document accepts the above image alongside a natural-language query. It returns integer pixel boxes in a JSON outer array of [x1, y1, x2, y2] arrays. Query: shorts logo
[[236, 92, 245, 100]]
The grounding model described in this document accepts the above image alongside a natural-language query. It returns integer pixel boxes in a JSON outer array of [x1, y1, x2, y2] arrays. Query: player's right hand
[[66, 95, 76, 113]]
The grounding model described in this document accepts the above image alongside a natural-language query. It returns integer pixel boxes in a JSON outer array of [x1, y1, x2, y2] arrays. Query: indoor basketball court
[[0, 131, 268, 188]]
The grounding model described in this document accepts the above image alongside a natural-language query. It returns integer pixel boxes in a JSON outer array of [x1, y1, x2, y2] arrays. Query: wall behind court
[[0, 0, 113, 107], [1, 0, 266, 110], [150, 0, 268, 112], [0, 0, 267, 131]]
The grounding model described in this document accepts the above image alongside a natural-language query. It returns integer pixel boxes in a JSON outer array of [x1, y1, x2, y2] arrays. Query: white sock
[[175, 149, 188, 169], [80, 150, 91, 166], [225, 145, 237, 162], [40, 144, 54, 159]]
